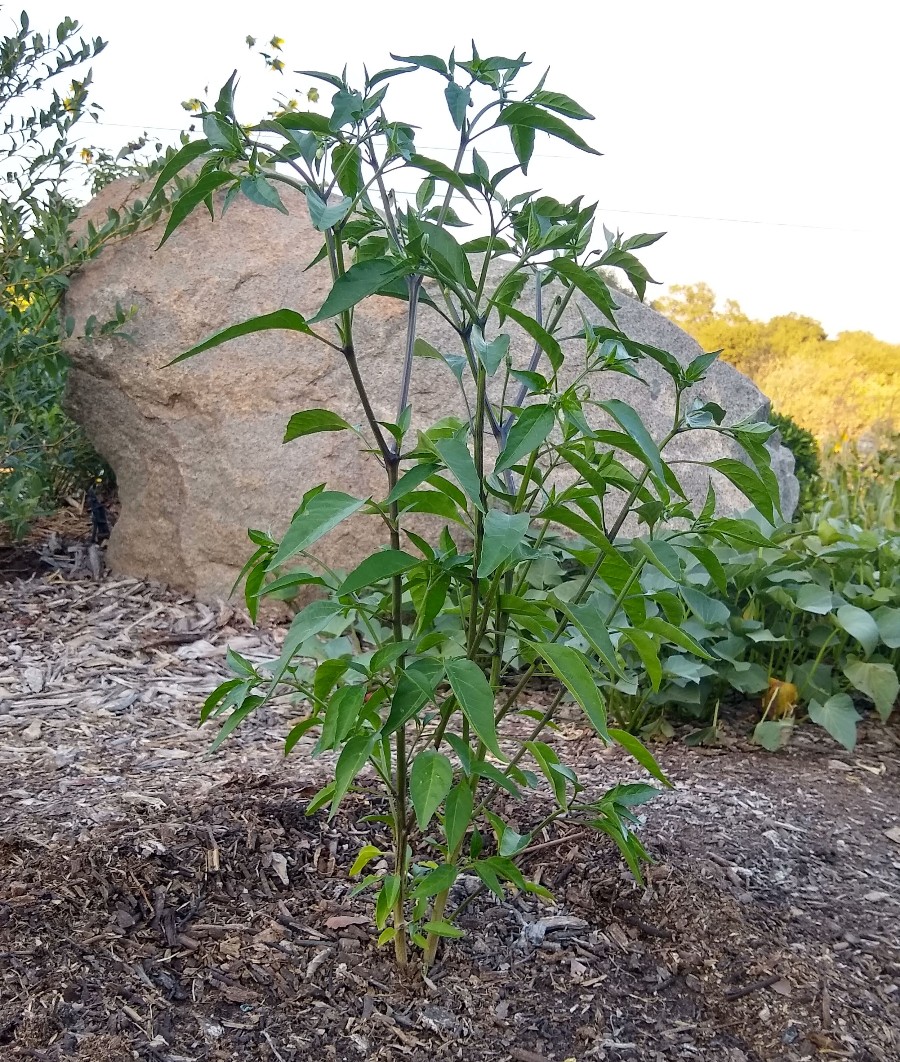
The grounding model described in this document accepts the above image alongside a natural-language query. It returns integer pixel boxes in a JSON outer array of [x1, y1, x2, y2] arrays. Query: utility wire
[[87, 120, 882, 235]]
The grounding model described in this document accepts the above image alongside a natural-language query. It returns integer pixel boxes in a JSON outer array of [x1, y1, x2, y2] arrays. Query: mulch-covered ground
[[1, 539, 899, 1062]]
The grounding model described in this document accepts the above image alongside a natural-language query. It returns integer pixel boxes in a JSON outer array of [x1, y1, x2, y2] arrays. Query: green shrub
[[770, 409, 821, 516], [155, 47, 786, 969], [0, 10, 173, 539], [821, 426, 900, 531]]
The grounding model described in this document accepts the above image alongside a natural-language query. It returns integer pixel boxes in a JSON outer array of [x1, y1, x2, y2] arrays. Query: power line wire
[[87, 120, 882, 235]]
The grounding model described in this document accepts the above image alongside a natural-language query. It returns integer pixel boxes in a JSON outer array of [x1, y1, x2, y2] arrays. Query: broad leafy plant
[[542, 510, 898, 751], [154, 47, 782, 967]]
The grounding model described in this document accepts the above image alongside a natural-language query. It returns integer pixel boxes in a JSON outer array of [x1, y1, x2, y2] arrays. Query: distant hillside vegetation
[[652, 283, 898, 442]]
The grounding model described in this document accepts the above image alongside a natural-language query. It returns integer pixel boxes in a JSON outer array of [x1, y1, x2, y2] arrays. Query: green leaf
[[549, 257, 618, 319], [271, 598, 346, 686], [316, 684, 368, 752], [435, 436, 485, 512], [350, 844, 382, 876], [835, 605, 880, 658], [411, 863, 458, 900], [608, 728, 670, 786], [598, 399, 666, 484], [169, 309, 314, 365], [708, 458, 776, 523], [753, 718, 794, 751], [530, 90, 594, 120], [158, 170, 236, 247], [386, 462, 441, 504], [794, 583, 835, 615], [240, 174, 287, 214], [408, 154, 476, 205], [874, 606, 900, 649], [389, 52, 449, 76], [410, 751, 454, 830], [148, 138, 212, 202], [496, 102, 601, 155], [330, 734, 376, 818], [337, 549, 420, 596], [843, 660, 898, 722], [620, 628, 662, 691], [284, 408, 351, 442], [374, 874, 399, 930], [477, 509, 531, 578], [495, 405, 556, 474], [681, 585, 732, 627], [444, 83, 470, 129], [268, 491, 366, 569], [808, 694, 860, 751], [497, 303, 563, 372], [554, 600, 624, 679], [305, 190, 353, 230], [421, 920, 465, 938], [445, 658, 502, 757], [642, 617, 713, 659], [382, 658, 444, 736], [310, 258, 408, 322], [472, 329, 510, 376], [442, 784, 473, 852], [533, 642, 609, 741], [508, 122, 536, 171]]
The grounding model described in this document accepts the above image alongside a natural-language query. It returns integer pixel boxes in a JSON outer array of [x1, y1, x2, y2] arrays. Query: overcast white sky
[[34, 0, 900, 341]]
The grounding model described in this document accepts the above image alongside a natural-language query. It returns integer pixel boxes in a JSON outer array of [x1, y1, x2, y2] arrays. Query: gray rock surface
[[63, 179, 797, 602]]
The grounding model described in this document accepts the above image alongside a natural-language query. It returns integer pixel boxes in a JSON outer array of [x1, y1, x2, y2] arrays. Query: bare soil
[[1, 543, 899, 1062]]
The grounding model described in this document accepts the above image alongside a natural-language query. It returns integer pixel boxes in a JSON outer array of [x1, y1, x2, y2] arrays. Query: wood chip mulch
[[1, 552, 899, 1062]]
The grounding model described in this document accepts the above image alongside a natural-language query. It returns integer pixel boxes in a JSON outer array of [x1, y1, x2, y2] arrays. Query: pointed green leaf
[[533, 642, 609, 741], [268, 491, 365, 569], [337, 549, 420, 596], [306, 190, 353, 230], [410, 750, 454, 830], [284, 408, 351, 442], [169, 309, 314, 365], [158, 170, 236, 247], [445, 658, 502, 757], [477, 510, 531, 578], [555, 599, 624, 678], [442, 784, 473, 852], [496, 303, 563, 372], [495, 404, 556, 474], [598, 399, 666, 484], [330, 734, 376, 818], [608, 728, 670, 785], [496, 102, 600, 155], [435, 436, 485, 512], [411, 863, 458, 900], [149, 138, 212, 202], [310, 258, 408, 322], [549, 257, 618, 319], [708, 458, 777, 523]]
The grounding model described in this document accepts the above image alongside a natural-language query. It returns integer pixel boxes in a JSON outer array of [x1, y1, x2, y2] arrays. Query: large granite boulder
[[63, 179, 797, 602]]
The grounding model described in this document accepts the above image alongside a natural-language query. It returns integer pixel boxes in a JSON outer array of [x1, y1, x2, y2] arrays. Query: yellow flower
[[181, 98, 203, 112], [80, 147, 94, 163], [307, 87, 319, 103], [269, 57, 285, 73], [270, 36, 284, 50]]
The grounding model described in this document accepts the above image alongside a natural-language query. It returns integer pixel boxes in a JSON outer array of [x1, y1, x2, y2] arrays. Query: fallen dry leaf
[[325, 914, 370, 930]]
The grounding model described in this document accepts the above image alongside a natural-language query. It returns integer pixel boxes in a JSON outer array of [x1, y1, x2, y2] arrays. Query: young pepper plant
[[151, 46, 782, 968]]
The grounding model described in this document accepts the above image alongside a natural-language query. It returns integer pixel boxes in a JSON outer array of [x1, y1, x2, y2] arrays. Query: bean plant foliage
[[154, 47, 784, 968]]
